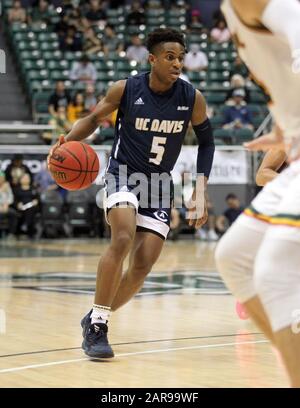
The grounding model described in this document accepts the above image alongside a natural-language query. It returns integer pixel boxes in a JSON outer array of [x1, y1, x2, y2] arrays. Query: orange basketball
[[49, 141, 100, 191]]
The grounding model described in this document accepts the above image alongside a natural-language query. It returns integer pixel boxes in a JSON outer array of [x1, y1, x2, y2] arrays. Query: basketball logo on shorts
[[154, 210, 168, 222]]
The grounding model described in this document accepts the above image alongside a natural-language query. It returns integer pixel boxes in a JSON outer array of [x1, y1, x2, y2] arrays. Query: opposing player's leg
[[254, 166, 300, 386], [215, 214, 275, 342], [111, 231, 164, 311]]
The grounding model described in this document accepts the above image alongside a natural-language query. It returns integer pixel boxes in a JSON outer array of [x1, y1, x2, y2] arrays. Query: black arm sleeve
[[193, 118, 215, 179]]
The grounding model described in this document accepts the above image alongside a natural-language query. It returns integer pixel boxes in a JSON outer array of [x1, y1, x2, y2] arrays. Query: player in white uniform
[[215, 0, 300, 387]]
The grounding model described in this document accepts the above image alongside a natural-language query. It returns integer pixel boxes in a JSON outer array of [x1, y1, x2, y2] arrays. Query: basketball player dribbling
[[215, 0, 300, 387], [48, 29, 215, 359]]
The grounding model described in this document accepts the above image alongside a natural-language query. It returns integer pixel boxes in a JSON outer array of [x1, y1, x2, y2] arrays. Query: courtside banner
[[172, 146, 250, 184]]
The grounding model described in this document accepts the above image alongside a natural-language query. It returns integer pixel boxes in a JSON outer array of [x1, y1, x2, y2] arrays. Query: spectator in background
[[70, 54, 97, 85], [5, 154, 32, 193], [184, 43, 208, 72], [195, 194, 219, 241], [225, 74, 250, 104], [230, 56, 249, 79], [126, 0, 145, 26], [67, 92, 85, 124], [187, 9, 203, 33], [44, 106, 72, 144], [102, 24, 124, 56], [216, 193, 244, 234], [211, 19, 231, 43], [34, 161, 57, 194], [83, 27, 104, 55], [14, 174, 39, 240], [0, 171, 19, 238], [58, 25, 83, 52], [28, 0, 50, 26], [8, 0, 27, 23], [85, 0, 107, 26], [84, 84, 97, 111], [126, 35, 148, 64], [48, 81, 71, 117], [222, 89, 253, 130]]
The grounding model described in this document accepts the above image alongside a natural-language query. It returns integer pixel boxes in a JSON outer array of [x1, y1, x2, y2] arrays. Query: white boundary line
[[0, 339, 268, 375]]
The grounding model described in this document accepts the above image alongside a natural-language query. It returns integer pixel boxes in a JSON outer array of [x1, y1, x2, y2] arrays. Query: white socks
[[91, 304, 111, 325]]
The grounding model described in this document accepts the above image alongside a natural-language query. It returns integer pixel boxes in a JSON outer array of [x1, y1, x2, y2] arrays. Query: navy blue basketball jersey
[[109, 72, 195, 177]]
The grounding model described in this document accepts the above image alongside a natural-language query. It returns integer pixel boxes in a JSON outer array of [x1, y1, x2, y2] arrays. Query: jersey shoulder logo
[[134, 97, 144, 105], [177, 106, 189, 111]]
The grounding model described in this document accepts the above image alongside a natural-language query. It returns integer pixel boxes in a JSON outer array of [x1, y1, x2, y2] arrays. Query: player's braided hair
[[146, 28, 186, 53]]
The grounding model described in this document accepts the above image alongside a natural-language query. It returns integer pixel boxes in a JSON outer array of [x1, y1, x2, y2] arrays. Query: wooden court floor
[[0, 238, 288, 388]]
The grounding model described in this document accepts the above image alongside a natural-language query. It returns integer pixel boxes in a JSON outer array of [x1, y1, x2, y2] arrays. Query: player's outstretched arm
[[64, 80, 126, 142], [256, 148, 287, 186]]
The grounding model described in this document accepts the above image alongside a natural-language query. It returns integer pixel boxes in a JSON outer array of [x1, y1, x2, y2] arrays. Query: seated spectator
[[70, 54, 97, 85], [67, 92, 85, 124], [211, 19, 231, 43], [0, 171, 19, 238], [84, 84, 97, 111], [44, 106, 72, 144], [188, 9, 203, 33], [34, 161, 57, 194], [216, 193, 244, 234], [230, 56, 249, 79], [226, 74, 250, 104], [28, 0, 50, 26], [102, 24, 124, 56], [8, 0, 27, 23], [58, 25, 83, 52], [184, 43, 208, 72], [195, 195, 219, 241], [5, 154, 32, 193], [85, 0, 107, 26], [14, 174, 39, 239], [126, 35, 148, 64], [48, 81, 71, 117], [83, 27, 103, 55], [223, 89, 253, 130], [126, 0, 145, 26]]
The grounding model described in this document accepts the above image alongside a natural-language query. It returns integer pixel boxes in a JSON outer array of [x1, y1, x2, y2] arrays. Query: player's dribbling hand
[[47, 134, 66, 170], [187, 197, 209, 229]]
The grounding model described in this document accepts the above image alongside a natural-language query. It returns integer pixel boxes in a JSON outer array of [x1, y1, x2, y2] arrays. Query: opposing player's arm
[[256, 148, 287, 186], [64, 80, 126, 142], [232, 0, 300, 63], [231, 0, 270, 27]]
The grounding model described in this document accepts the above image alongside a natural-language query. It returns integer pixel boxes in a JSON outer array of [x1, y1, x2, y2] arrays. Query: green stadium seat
[[50, 70, 69, 81], [213, 128, 233, 143], [23, 59, 46, 71], [40, 41, 59, 51], [234, 128, 254, 144], [208, 71, 230, 82], [249, 91, 268, 104], [17, 40, 39, 51], [205, 92, 227, 104], [210, 115, 224, 129], [47, 60, 69, 70], [42, 50, 63, 61], [38, 32, 58, 42]]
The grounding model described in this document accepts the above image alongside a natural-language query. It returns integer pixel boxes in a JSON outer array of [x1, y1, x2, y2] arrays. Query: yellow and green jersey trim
[[244, 205, 300, 227]]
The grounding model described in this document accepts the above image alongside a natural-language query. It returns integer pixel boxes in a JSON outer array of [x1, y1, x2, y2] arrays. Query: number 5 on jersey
[[149, 136, 167, 165]]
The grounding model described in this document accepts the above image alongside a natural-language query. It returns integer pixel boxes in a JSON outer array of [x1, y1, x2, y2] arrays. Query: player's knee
[[215, 233, 237, 281], [111, 231, 134, 257], [131, 252, 157, 280]]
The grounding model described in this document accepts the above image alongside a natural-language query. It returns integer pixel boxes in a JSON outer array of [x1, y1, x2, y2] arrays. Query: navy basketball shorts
[[103, 170, 174, 240]]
